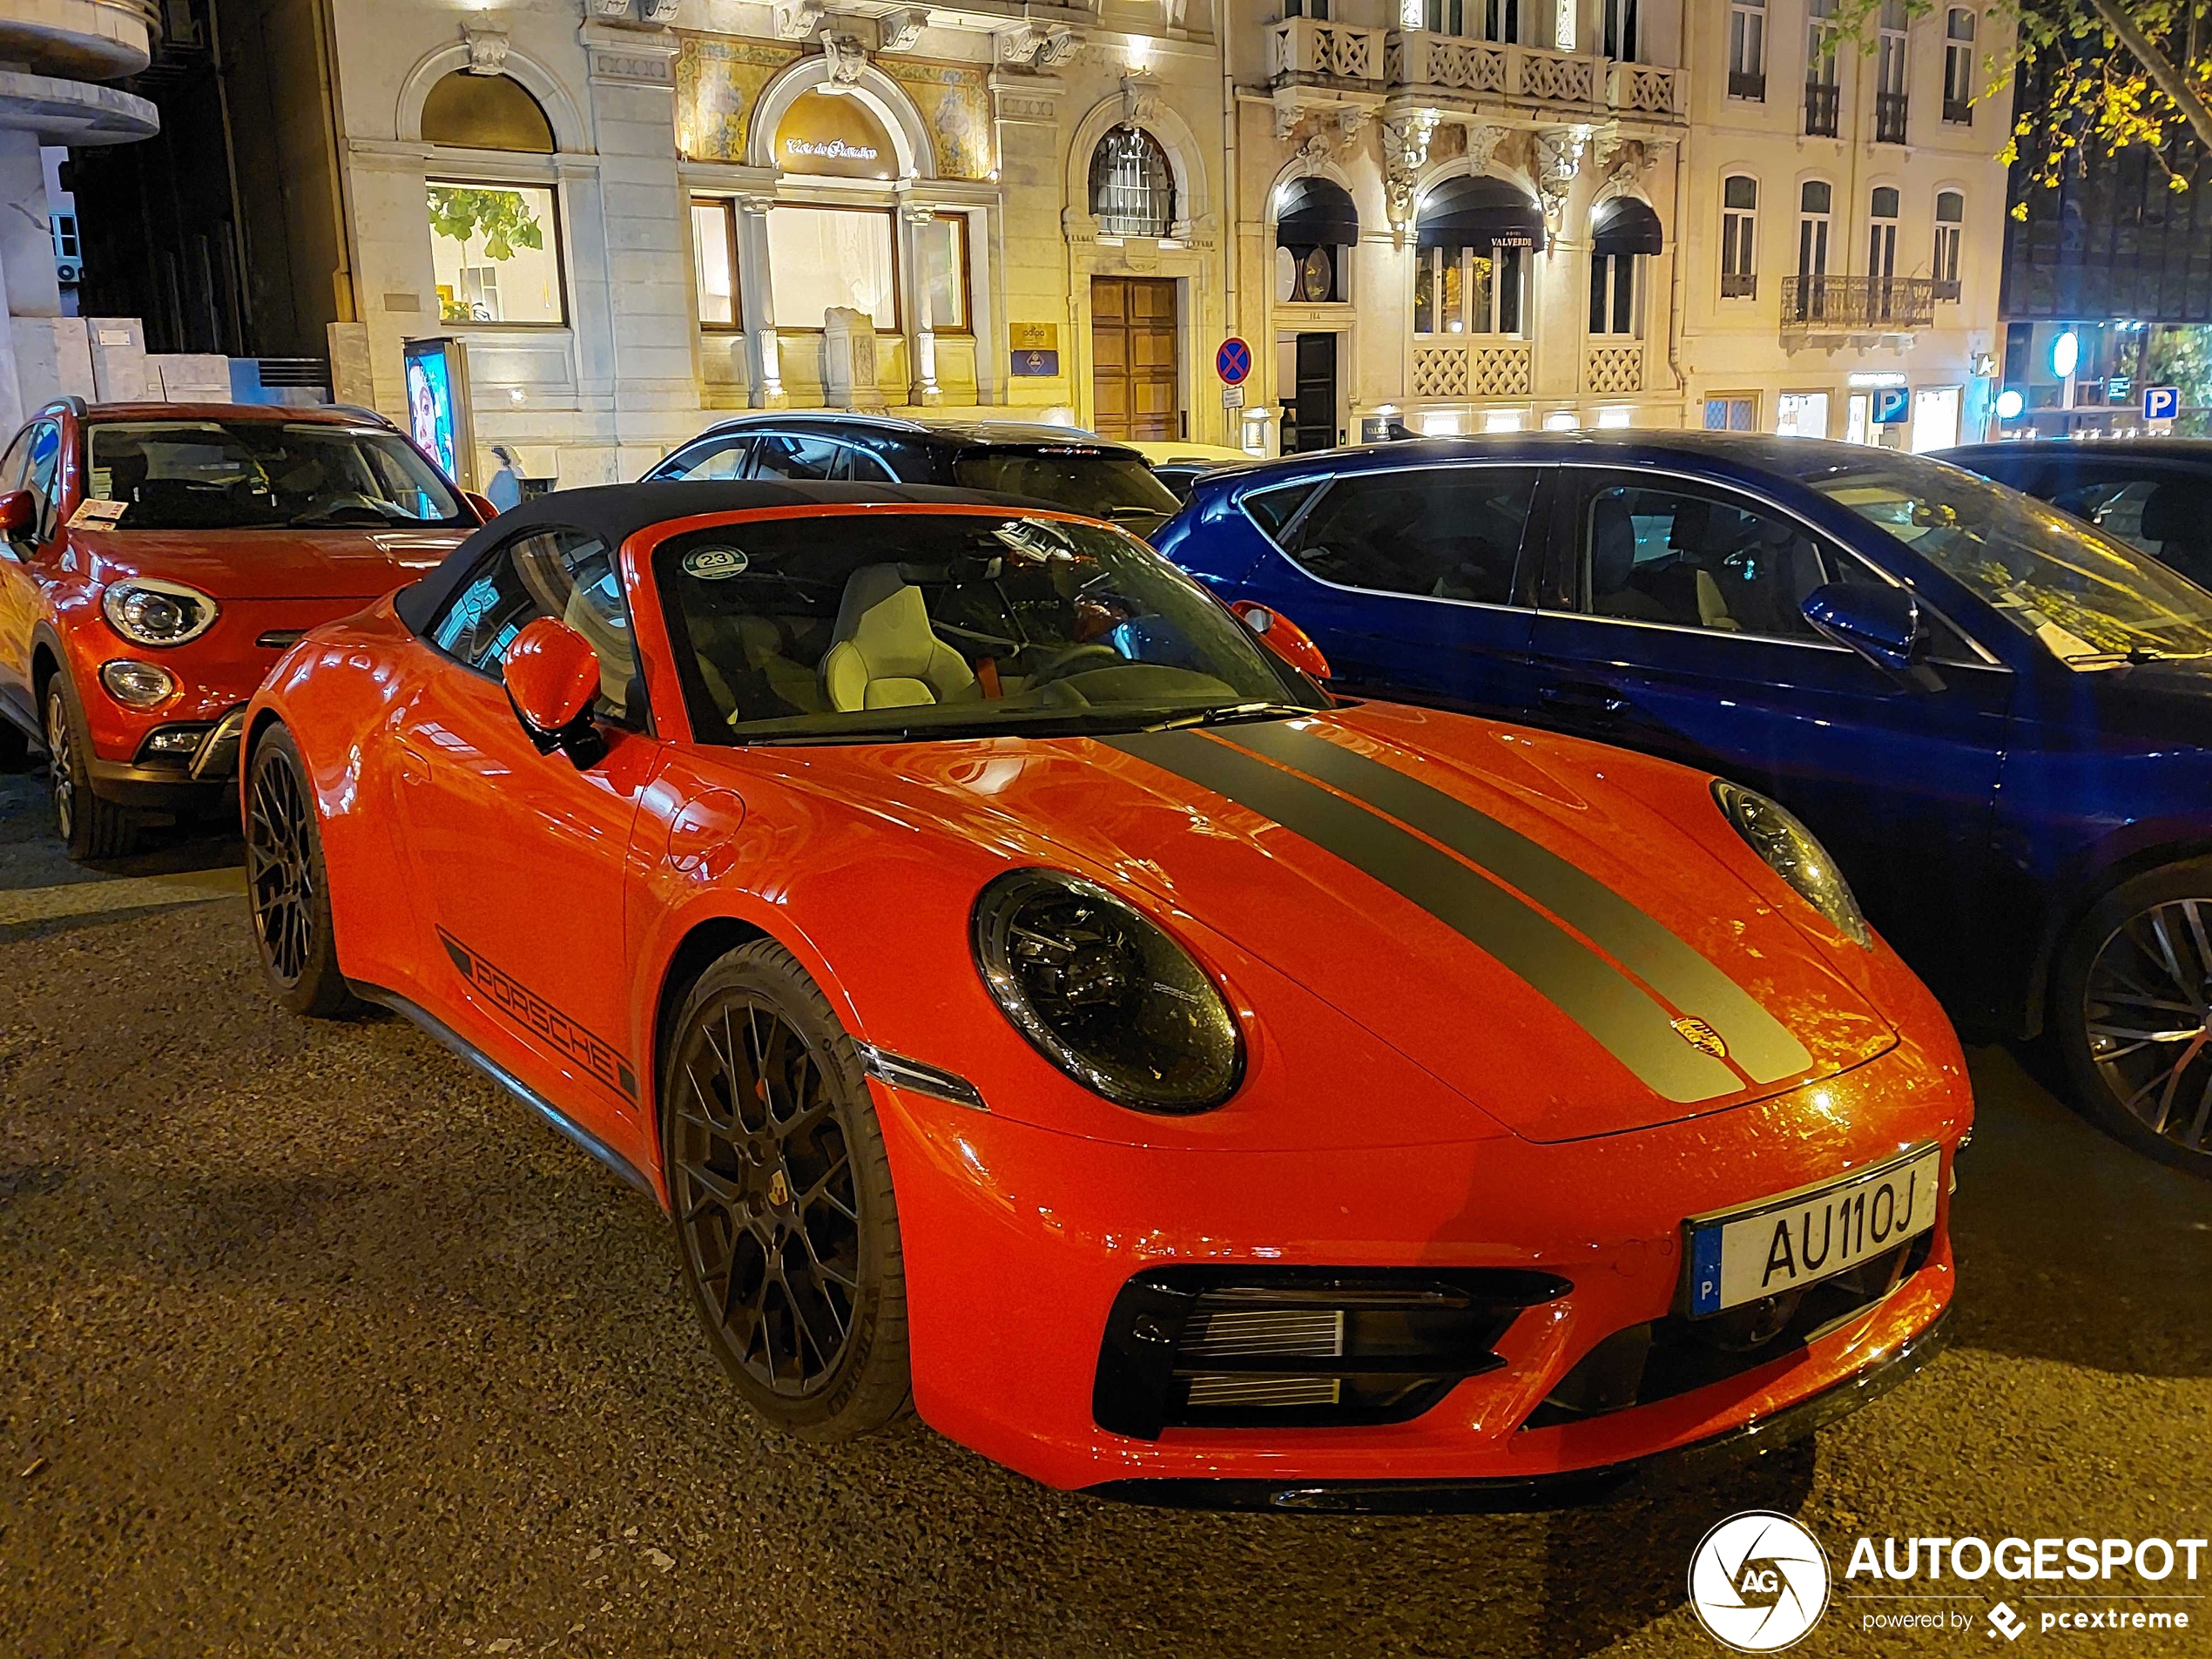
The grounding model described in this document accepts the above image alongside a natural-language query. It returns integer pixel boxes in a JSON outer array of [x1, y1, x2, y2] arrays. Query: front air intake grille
[[1523, 1232, 1932, 1430], [1093, 1266, 1570, 1440]]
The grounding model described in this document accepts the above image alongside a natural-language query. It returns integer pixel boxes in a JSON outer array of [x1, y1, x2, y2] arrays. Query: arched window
[[1721, 175, 1757, 298], [1413, 174, 1541, 336], [421, 71, 555, 153], [1933, 190, 1965, 300], [1089, 126, 1174, 239], [1588, 197, 1661, 337], [1943, 10, 1976, 124], [1794, 180, 1831, 321], [1275, 176, 1357, 303]]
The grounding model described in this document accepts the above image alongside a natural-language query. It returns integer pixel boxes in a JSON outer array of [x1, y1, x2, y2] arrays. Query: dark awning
[[1415, 173, 1545, 253], [1276, 176, 1358, 247], [1591, 195, 1663, 256]]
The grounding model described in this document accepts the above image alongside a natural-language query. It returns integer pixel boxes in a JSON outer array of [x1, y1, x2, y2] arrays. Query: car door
[[1227, 462, 1549, 722], [0, 421, 41, 718], [393, 521, 666, 1143], [1525, 466, 2013, 1002]]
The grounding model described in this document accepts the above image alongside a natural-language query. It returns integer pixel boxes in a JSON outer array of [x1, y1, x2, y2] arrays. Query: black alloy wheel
[[2059, 862, 2212, 1177], [664, 941, 909, 1438], [243, 726, 354, 1017], [44, 677, 137, 860]]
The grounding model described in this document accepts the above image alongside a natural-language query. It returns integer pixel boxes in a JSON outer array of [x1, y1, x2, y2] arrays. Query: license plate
[[1685, 1145, 1942, 1318]]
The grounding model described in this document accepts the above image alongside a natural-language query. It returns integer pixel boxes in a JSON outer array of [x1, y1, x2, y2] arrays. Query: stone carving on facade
[[1464, 121, 1505, 178], [1292, 104, 1368, 171], [637, 0, 681, 24], [1120, 71, 1159, 125], [822, 33, 867, 85], [586, 0, 634, 20], [1001, 23, 1081, 71], [878, 9, 928, 53], [1533, 126, 1587, 231], [462, 23, 510, 75], [1381, 107, 1440, 240], [773, 0, 825, 42]]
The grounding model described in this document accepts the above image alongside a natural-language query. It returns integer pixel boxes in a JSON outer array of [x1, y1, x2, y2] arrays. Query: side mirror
[[502, 617, 606, 769], [462, 489, 500, 522], [0, 489, 35, 541], [1231, 600, 1332, 682], [1801, 582, 1927, 679]]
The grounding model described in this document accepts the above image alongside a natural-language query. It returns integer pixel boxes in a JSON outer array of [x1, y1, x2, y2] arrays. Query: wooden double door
[[1090, 277, 1179, 442]]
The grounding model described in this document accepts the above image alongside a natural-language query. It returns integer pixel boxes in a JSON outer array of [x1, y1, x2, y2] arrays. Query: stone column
[[734, 193, 786, 408], [900, 199, 941, 407]]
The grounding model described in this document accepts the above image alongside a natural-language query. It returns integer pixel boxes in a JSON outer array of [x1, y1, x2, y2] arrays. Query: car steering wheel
[[1022, 643, 1123, 688]]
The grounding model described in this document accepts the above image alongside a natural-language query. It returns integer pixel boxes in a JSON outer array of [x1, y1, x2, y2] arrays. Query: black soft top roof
[[395, 479, 1035, 633]]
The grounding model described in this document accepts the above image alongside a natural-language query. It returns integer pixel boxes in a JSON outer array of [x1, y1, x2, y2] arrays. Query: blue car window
[[428, 525, 639, 721], [1269, 467, 1538, 606], [1242, 480, 1321, 541], [1580, 481, 1827, 640]]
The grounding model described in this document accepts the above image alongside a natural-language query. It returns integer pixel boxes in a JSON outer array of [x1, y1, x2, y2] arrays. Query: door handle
[[1538, 683, 1631, 716]]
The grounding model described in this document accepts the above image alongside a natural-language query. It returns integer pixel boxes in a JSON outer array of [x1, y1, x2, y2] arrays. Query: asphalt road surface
[[1, 772, 2206, 1658]]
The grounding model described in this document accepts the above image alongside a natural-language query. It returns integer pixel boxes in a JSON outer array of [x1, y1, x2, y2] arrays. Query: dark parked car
[[1156, 432, 2212, 1174], [644, 415, 1182, 537], [1940, 439, 2212, 590]]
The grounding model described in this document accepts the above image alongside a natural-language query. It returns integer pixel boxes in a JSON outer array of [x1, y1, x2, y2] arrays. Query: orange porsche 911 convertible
[[241, 482, 1968, 1511]]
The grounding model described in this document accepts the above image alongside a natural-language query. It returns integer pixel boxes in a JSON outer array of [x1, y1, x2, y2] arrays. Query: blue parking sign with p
[[2144, 384, 2181, 421], [1873, 388, 1911, 425]]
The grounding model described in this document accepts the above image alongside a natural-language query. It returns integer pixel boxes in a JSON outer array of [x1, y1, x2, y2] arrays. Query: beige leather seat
[[820, 564, 975, 712]]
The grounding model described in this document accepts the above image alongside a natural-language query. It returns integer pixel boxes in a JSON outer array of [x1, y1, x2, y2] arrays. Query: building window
[[1422, 0, 1466, 33], [1943, 10, 1975, 124], [1089, 126, 1175, 239], [1276, 176, 1358, 303], [1933, 190, 1964, 300], [1729, 0, 1766, 100], [766, 206, 897, 331], [1721, 176, 1757, 299], [1875, 0, 1909, 143], [1416, 244, 1525, 334], [914, 212, 971, 333], [690, 198, 738, 330], [421, 71, 556, 153], [1777, 391, 1830, 438], [1604, 0, 1637, 61], [1704, 395, 1757, 431], [428, 182, 564, 325], [1286, 0, 1330, 16], [1793, 180, 1831, 321], [1588, 253, 1638, 335], [1482, 0, 1519, 43], [1805, 0, 1840, 134], [1868, 185, 1902, 320]]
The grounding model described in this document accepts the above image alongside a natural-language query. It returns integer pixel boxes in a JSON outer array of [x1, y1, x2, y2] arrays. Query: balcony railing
[[1942, 97, 1971, 125], [1781, 274, 1936, 334], [1729, 70, 1765, 101], [1804, 81, 1838, 136], [1721, 273, 1757, 299], [1381, 37, 1682, 120], [1271, 16, 1386, 86], [1874, 91, 1908, 144]]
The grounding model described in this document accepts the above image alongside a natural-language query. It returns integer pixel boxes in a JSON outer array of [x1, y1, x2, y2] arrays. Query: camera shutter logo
[[1687, 1511, 1831, 1652]]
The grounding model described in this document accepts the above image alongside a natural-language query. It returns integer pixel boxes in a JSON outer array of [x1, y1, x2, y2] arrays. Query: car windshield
[[949, 447, 1181, 532], [85, 420, 469, 531], [1785, 450, 2212, 664], [657, 511, 1325, 745]]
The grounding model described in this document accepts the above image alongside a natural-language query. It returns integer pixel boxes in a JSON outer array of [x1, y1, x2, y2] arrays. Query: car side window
[[660, 437, 755, 482], [842, 443, 898, 481], [2047, 472, 2212, 587], [752, 435, 846, 481], [1576, 478, 1827, 641], [1271, 468, 1540, 605], [24, 422, 60, 541], [428, 524, 641, 723]]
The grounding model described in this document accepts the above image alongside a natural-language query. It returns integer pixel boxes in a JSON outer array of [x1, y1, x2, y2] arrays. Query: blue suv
[[1156, 433, 2212, 1174]]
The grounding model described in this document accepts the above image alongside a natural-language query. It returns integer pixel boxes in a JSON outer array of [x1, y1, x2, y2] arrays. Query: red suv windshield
[[85, 419, 469, 531]]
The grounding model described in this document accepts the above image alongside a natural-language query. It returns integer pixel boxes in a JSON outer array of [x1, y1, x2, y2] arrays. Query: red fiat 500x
[[0, 398, 484, 859], [241, 482, 1968, 1511]]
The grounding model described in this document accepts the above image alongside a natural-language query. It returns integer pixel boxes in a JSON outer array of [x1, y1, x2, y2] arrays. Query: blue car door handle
[[1539, 683, 1631, 716]]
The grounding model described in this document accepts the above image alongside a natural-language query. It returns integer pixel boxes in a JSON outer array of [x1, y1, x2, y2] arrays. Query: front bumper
[[867, 1034, 1966, 1497], [85, 707, 247, 809]]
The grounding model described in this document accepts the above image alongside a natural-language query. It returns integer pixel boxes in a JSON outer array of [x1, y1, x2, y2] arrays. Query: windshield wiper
[[289, 506, 395, 528], [1142, 701, 1314, 733]]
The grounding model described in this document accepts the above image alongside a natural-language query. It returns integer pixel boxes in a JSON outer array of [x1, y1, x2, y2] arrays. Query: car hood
[[765, 705, 1898, 1144], [82, 527, 471, 601]]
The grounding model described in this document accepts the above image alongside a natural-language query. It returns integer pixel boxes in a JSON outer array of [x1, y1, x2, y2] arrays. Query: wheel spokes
[[2089, 900, 2212, 1152]]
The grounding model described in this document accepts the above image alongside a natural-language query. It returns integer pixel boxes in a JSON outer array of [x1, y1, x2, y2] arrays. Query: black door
[[1290, 333, 1339, 454]]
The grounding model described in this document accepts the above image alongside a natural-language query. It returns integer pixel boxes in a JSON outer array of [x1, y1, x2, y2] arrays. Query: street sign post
[[1222, 384, 1244, 409], [2144, 384, 2181, 423], [1215, 337, 1251, 386]]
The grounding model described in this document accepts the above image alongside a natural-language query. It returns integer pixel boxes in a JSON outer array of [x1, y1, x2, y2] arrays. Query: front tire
[[2054, 860, 2212, 1177], [662, 941, 911, 1439], [243, 725, 356, 1018], [44, 675, 138, 860]]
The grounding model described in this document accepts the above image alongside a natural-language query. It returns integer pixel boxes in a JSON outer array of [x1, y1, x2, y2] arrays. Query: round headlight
[[99, 659, 178, 708], [102, 579, 217, 647], [973, 869, 1243, 1113], [1712, 779, 1871, 949]]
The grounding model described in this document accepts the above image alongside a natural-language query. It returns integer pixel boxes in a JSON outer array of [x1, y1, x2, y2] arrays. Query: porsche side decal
[[1103, 730, 1743, 1104], [439, 927, 639, 1099], [1222, 722, 1815, 1086]]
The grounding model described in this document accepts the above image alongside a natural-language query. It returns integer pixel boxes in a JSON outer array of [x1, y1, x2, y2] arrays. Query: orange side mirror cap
[[1231, 601, 1332, 682]]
